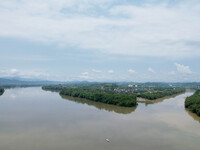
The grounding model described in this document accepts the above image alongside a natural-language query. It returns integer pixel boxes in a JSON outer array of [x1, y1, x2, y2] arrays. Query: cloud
[[148, 67, 155, 73], [10, 68, 19, 74], [174, 63, 192, 74], [108, 69, 114, 74], [0, 68, 50, 79], [169, 71, 176, 75], [0, 68, 20, 77], [92, 69, 101, 73], [0, 0, 200, 57], [128, 69, 136, 73], [81, 72, 89, 75], [79, 71, 90, 80], [79, 75, 90, 79]]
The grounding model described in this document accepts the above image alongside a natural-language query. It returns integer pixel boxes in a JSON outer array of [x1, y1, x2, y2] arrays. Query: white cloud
[[79, 75, 90, 79], [169, 71, 176, 75], [92, 69, 101, 73], [0, 68, 20, 77], [108, 69, 114, 74], [174, 63, 192, 74], [79, 71, 90, 80], [128, 69, 136, 73], [148, 67, 155, 73], [0, 68, 50, 79], [81, 72, 89, 75], [10, 68, 18, 74], [0, 0, 200, 57]]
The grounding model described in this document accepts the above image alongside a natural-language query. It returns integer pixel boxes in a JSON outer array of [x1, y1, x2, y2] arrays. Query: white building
[[128, 84, 133, 87]]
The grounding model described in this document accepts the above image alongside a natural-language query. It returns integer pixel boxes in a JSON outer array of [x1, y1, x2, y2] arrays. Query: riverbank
[[137, 88, 185, 100], [137, 93, 184, 104], [60, 95, 137, 114], [0, 88, 4, 96], [185, 90, 200, 116], [60, 88, 137, 107]]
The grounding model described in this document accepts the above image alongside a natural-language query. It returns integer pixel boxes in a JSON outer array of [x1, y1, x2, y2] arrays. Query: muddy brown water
[[0, 87, 199, 150]]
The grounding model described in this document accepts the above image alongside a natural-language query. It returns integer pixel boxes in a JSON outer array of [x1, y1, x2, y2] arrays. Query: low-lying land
[[42, 85, 63, 92], [185, 90, 200, 116], [0, 88, 4, 96], [42, 84, 186, 107], [137, 88, 185, 100]]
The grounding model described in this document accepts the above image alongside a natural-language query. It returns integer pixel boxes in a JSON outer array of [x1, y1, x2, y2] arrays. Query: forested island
[[42, 83, 187, 107], [0, 88, 4, 96], [42, 85, 63, 92], [60, 87, 137, 107], [185, 90, 200, 116]]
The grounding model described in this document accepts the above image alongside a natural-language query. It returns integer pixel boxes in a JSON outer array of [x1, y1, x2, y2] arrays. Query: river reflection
[[185, 109, 200, 124], [139, 94, 182, 106], [60, 95, 137, 114]]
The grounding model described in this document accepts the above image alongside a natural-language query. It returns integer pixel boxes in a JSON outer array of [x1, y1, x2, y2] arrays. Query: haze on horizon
[[0, 0, 200, 82]]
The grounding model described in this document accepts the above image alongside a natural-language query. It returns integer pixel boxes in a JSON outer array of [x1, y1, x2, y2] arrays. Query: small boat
[[105, 138, 110, 142]]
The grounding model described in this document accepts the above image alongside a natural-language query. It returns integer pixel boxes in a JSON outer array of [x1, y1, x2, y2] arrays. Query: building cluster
[[128, 84, 138, 88]]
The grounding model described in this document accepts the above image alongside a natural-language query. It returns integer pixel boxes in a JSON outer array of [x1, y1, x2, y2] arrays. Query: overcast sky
[[0, 0, 200, 82]]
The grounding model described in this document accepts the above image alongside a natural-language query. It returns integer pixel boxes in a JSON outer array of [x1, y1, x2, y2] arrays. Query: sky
[[0, 0, 200, 82]]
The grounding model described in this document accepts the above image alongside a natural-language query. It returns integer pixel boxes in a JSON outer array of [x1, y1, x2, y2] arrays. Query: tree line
[[185, 90, 200, 116], [42, 85, 63, 92], [137, 88, 185, 100], [0, 88, 4, 96], [60, 87, 137, 107]]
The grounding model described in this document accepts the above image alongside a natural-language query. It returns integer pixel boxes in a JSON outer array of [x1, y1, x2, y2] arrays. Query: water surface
[[0, 87, 199, 150]]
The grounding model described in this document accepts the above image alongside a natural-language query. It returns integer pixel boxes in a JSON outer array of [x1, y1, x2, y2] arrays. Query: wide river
[[0, 87, 200, 150]]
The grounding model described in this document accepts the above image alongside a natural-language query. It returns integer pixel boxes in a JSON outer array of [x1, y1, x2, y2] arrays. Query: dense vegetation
[[137, 88, 185, 100], [0, 88, 4, 96], [42, 85, 63, 92], [60, 87, 137, 107], [185, 90, 200, 116], [42, 84, 186, 106]]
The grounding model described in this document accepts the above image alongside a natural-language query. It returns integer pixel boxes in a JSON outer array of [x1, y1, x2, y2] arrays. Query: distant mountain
[[0, 77, 65, 85], [2, 76, 46, 81], [0, 77, 96, 86]]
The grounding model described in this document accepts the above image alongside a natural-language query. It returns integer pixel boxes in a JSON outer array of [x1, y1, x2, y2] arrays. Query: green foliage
[[42, 84, 186, 106], [42, 85, 63, 92], [0, 88, 4, 96], [137, 88, 185, 100], [185, 90, 200, 116], [60, 87, 137, 107]]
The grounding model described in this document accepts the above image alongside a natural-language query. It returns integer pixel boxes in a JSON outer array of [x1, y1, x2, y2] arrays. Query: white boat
[[105, 138, 110, 142]]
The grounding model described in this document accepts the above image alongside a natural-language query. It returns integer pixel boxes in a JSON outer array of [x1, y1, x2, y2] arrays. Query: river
[[0, 87, 199, 150]]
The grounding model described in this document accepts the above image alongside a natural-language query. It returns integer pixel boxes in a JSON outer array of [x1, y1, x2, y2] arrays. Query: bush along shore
[[0, 88, 4, 96], [185, 90, 200, 116], [42, 85, 63, 92]]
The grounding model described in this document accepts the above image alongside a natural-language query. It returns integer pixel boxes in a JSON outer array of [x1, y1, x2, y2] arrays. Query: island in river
[[59, 87, 137, 107], [42, 84, 185, 107]]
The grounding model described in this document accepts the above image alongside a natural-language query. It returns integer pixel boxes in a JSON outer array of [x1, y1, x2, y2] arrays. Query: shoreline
[[136, 92, 184, 104]]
